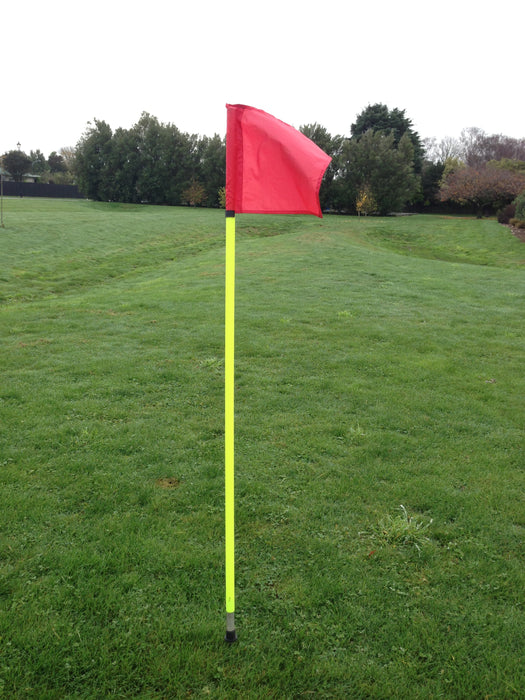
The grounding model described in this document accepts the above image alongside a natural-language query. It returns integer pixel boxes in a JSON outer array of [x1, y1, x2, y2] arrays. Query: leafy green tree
[[300, 123, 344, 210], [440, 156, 464, 183], [74, 120, 113, 199], [340, 129, 419, 215], [30, 149, 48, 175], [132, 113, 198, 205], [103, 126, 142, 202], [48, 151, 67, 173], [420, 160, 445, 208], [2, 149, 32, 181], [197, 134, 226, 207], [133, 113, 172, 203], [351, 103, 424, 172]]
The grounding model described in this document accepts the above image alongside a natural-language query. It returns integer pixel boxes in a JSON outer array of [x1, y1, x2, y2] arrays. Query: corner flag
[[226, 104, 331, 217], [223, 105, 331, 643]]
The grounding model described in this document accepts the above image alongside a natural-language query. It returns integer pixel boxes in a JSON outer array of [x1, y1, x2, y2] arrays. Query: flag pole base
[[225, 612, 237, 643]]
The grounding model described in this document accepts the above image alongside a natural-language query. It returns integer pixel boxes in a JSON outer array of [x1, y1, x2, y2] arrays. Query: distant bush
[[497, 203, 515, 224]]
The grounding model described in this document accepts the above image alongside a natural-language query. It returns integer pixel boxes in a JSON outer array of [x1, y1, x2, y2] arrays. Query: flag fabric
[[226, 104, 331, 217]]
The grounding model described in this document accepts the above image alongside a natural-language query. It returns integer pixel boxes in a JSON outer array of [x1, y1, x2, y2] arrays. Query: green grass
[[1, 198, 524, 698]]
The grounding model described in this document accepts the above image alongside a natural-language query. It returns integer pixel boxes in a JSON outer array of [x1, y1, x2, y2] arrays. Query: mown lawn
[[1, 199, 524, 698]]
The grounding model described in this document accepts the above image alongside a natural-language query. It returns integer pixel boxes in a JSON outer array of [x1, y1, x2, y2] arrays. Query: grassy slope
[[0, 199, 524, 698]]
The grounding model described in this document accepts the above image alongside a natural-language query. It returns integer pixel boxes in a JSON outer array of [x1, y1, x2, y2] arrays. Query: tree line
[[73, 113, 225, 208], [3, 104, 525, 216], [306, 107, 525, 216]]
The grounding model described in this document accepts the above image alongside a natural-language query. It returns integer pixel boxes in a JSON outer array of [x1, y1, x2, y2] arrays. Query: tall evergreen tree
[[351, 103, 424, 173]]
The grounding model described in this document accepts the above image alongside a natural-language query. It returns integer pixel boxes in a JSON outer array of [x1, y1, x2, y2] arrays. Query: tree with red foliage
[[439, 165, 525, 216]]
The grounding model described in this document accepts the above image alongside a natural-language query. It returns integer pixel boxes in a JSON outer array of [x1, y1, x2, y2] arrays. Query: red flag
[[226, 104, 331, 218]]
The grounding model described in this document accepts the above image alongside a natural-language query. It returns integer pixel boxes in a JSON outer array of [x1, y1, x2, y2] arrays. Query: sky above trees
[[3, 0, 524, 156]]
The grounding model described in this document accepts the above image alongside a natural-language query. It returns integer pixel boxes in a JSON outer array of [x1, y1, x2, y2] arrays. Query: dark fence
[[1, 181, 85, 198]]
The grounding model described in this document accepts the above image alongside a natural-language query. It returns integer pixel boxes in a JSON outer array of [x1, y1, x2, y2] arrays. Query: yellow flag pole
[[224, 210, 237, 643]]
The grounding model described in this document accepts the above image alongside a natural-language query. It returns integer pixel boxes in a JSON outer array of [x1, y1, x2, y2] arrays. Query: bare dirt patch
[[155, 477, 181, 489]]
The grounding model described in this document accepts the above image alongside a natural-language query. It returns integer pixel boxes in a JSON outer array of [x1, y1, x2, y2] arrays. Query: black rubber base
[[225, 629, 238, 643]]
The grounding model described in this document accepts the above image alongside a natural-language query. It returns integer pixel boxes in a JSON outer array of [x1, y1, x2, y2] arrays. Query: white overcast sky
[[2, 0, 523, 157]]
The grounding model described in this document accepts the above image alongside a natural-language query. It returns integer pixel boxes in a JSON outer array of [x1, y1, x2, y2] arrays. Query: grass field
[[1, 198, 524, 698]]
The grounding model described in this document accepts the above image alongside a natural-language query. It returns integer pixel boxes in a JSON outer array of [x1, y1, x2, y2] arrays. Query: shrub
[[514, 191, 525, 220], [509, 218, 525, 229], [497, 203, 515, 224]]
